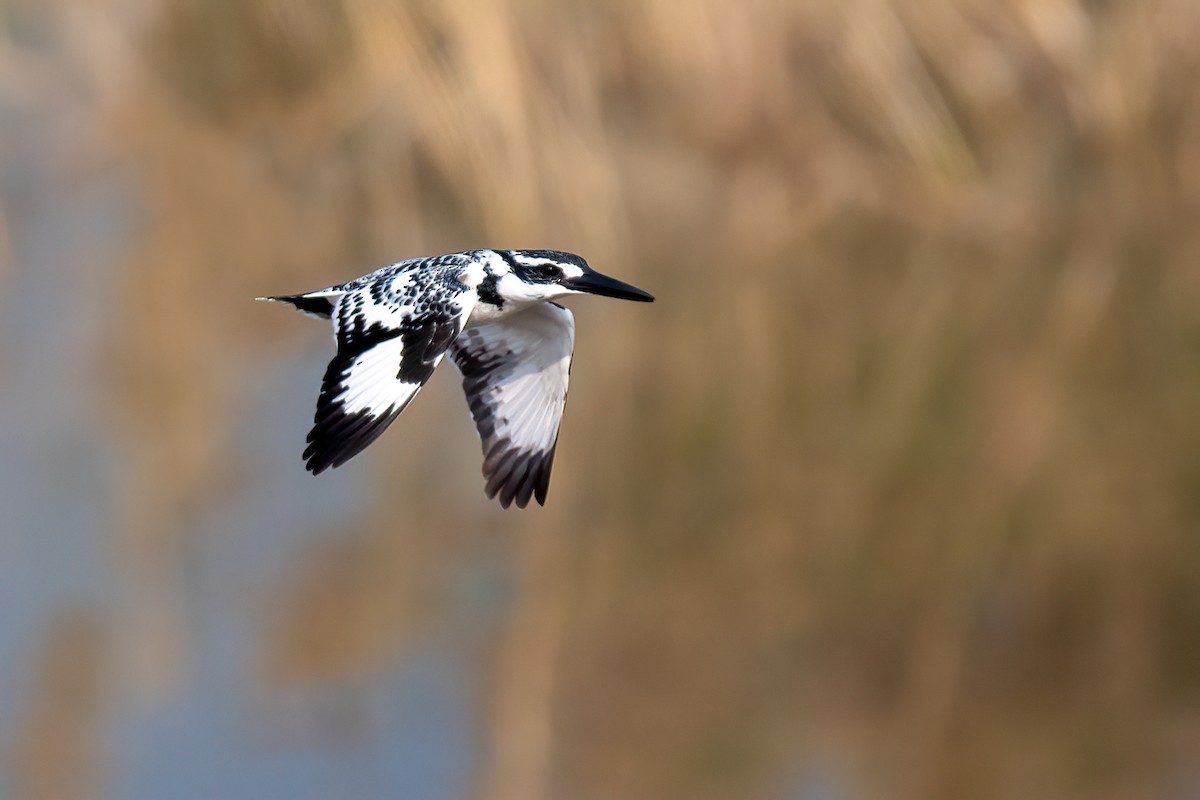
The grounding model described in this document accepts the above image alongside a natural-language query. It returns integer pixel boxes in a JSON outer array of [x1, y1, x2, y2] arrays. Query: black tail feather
[[261, 293, 335, 319]]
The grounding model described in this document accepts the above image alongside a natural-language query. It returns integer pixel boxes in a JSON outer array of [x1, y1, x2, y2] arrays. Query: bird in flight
[[260, 249, 654, 508]]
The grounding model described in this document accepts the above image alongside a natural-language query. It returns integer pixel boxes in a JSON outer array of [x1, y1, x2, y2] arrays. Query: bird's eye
[[537, 265, 561, 279]]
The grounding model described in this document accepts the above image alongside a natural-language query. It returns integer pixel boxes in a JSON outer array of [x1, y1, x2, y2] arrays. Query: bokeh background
[[3, 0, 1200, 798]]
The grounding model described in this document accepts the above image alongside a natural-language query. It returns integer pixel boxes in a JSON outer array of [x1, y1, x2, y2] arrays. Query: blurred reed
[[3, 0, 1200, 798]]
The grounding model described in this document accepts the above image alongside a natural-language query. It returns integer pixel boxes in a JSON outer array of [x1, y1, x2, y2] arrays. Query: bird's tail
[[257, 292, 336, 319]]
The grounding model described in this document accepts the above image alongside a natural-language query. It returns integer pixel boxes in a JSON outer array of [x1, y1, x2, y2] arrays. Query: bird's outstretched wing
[[304, 283, 477, 473], [449, 303, 575, 508]]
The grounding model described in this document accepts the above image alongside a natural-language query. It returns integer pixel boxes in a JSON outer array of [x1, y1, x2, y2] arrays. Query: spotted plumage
[[260, 249, 654, 508]]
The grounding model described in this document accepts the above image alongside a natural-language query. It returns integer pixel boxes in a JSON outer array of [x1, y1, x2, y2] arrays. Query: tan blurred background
[[2, 0, 1200, 798]]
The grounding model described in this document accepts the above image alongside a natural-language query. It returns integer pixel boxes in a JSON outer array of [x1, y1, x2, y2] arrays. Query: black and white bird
[[259, 249, 654, 508]]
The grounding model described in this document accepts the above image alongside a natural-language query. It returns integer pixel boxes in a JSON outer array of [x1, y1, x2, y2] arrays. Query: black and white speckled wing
[[304, 262, 477, 474], [450, 303, 575, 509]]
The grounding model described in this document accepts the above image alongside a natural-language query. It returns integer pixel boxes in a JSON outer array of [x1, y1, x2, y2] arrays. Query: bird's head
[[490, 250, 655, 305]]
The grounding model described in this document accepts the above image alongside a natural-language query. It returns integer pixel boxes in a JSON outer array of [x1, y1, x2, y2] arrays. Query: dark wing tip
[[482, 441, 555, 509], [303, 405, 400, 475], [532, 445, 557, 506]]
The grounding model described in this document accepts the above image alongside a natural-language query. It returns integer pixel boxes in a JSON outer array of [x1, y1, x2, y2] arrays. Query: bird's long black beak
[[563, 269, 655, 302]]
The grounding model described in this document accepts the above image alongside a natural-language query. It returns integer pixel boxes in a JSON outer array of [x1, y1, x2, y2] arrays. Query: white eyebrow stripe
[[511, 255, 561, 268]]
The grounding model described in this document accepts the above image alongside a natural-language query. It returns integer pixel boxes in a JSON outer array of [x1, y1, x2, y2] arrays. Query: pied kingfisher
[[260, 249, 654, 508]]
